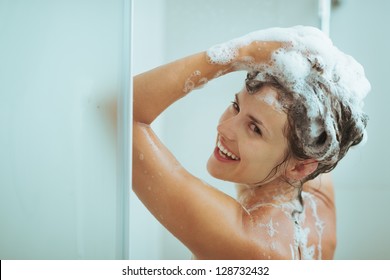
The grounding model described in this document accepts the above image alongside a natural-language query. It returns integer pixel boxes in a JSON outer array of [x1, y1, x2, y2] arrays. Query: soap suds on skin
[[259, 218, 278, 238], [247, 191, 324, 260], [183, 70, 201, 94], [303, 192, 325, 260], [183, 70, 209, 94]]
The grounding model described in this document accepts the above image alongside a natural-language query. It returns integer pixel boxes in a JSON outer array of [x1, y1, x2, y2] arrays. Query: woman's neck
[[235, 179, 300, 211]]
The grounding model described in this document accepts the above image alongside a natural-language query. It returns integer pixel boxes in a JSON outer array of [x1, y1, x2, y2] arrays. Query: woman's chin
[[206, 157, 238, 183], [207, 157, 228, 181]]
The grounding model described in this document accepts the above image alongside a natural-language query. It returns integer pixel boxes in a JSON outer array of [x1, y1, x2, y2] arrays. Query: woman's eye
[[231, 101, 240, 112], [249, 123, 262, 136]]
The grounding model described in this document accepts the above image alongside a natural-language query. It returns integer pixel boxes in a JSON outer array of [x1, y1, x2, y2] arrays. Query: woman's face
[[207, 85, 289, 186]]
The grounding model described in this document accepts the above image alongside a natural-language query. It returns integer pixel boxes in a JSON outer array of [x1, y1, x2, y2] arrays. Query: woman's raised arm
[[133, 38, 284, 124], [134, 52, 226, 124]]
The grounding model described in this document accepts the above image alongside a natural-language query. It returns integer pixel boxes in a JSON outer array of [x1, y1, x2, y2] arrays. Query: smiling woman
[[132, 26, 370, 260]]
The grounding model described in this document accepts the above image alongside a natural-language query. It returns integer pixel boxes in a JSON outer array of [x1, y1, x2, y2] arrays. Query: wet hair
[[245, 70, 369, 184]]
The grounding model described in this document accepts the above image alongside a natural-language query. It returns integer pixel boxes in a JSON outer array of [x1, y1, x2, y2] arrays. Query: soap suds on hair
[[255, 90, 284, 113], [208, 25, 370, 166]]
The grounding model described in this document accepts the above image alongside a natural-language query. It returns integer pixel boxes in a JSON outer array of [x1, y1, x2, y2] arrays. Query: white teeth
[[217, 140, 240, 160], [219, 149, 227, 158]]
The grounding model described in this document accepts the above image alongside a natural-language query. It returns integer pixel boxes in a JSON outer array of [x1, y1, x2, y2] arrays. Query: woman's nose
[[217, 117, 237, 142]]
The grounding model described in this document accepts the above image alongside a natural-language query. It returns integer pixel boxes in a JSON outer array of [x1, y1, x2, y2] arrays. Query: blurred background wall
[[0, 0, 130, 259], [131, 0, 390, 259]]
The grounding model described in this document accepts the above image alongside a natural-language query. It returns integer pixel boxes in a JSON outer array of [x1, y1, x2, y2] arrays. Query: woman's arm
[[134, 52, 225, 124], [133, 39, 284, 124], [133, 43, 283, 259]]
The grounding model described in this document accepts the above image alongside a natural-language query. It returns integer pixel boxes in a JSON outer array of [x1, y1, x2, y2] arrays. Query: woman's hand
[[206, 25, 335, 72], [206, 27, 294, 71]]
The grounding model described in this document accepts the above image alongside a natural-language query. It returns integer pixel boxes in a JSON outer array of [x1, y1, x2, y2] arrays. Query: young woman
[[132, 26, 370, 259]]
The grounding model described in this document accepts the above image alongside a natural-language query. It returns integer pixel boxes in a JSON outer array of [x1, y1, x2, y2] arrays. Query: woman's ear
[[286, 159, 318, 181]]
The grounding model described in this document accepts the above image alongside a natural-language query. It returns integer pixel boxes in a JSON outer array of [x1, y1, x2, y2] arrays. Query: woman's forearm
[[133, 52, 230, 125]]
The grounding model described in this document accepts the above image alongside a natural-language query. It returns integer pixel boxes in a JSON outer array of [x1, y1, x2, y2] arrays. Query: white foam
[[302, 192, 325, 259], [183, 70, 202, 94], [255, 90, 284, 113], [259, 218, 278, 238], [207, 26, 371, 163]]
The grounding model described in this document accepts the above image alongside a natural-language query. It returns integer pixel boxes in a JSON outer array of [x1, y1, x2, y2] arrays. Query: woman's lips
[[214, 147, 235, 162], [213, 141, 240, 163], [216, 139, 240, 160]]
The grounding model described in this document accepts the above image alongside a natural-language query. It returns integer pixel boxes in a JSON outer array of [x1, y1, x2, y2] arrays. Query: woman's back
[[234, 174, 336, 260]]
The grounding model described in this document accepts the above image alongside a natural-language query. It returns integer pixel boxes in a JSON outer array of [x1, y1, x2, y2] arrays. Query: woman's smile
[[215, 137, 240, 161]]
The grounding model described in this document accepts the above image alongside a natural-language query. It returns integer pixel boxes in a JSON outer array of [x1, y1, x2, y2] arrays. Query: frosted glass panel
[[0, 0, 129, 259]]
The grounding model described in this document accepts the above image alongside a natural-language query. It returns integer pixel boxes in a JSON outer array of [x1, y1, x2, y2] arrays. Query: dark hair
[[245, 71, 368, 184]]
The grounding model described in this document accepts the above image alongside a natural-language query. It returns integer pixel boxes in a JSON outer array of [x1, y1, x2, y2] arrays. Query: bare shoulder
[[243, 203, 297, 259], [302, 173, 337, 259]]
